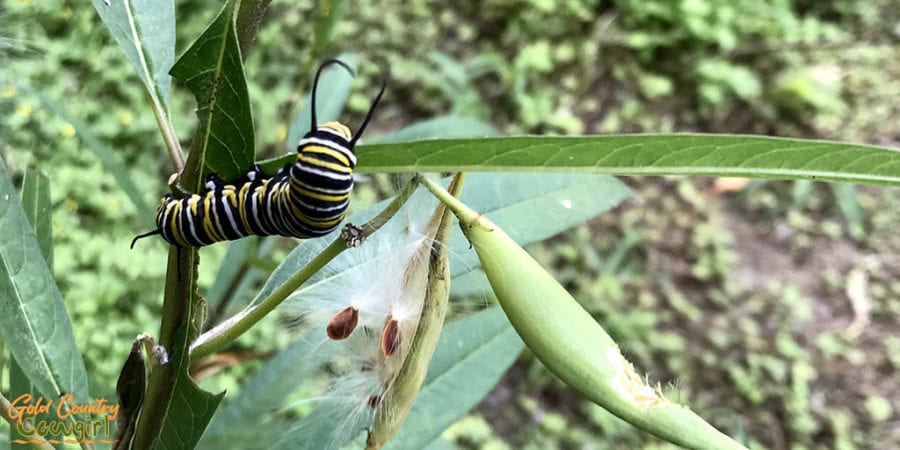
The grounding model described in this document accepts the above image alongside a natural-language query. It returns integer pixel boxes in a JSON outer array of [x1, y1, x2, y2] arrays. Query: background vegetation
[[1, 0, 898, 448]]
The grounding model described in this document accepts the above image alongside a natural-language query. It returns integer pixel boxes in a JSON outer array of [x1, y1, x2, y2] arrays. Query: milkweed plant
[[1, 1, 898, 450]]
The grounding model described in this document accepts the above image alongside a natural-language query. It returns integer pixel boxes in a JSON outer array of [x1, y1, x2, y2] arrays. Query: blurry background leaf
[[830, 183, 864, 239], [312, 0, 349, 58], [9, 82, 153, 220]]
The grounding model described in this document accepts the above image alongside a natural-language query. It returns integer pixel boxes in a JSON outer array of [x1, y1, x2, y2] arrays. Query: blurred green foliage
[[1, 0, 898, 448]]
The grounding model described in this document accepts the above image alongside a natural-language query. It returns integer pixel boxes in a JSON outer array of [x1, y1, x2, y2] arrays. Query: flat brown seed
[[327, 306, 359, 340], [380, 317, 402, 357]]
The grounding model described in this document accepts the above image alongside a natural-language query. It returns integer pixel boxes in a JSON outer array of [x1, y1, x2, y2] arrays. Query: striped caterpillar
[[132, 60, 385, 249]]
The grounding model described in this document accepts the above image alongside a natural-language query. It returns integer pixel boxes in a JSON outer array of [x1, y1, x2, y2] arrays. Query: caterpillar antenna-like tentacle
[[311, 59, 355, 134], [350, 68, 389, 147]]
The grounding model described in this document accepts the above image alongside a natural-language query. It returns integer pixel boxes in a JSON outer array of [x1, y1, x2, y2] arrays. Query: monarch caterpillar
[[132, 60, 386, 248]]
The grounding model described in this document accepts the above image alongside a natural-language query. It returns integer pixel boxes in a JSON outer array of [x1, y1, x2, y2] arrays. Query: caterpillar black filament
[[133, 60, 386, 248]]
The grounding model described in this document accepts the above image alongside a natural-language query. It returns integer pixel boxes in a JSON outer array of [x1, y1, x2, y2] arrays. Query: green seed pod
[[420, 176, 746, 450]]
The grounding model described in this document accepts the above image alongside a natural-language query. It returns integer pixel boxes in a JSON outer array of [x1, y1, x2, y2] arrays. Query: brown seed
[[380, 316, 402, 357], [326, 306, 359, 340], [367, 395, 381, 409]]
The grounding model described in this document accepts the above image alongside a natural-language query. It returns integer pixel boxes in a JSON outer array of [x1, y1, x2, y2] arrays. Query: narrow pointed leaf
[[172, 0, 254, 188], [356, 135, 900, 187], [92, 0, 175, 111], [11, 169, 64, 447], [0, 160, 89, 404]]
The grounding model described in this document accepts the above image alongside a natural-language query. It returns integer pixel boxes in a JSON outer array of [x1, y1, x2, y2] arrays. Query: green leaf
[[253, 173, 629, 304], [198, 334, 336, 449], [385, 306, 523, 449], [172, 0, 255, 188], [356, 135, 900, 187], [0, 160, 89, 404], [10, 82, 153, 220], [234, 0, 273, 61], [9, 360, 66, 448], [92, 0, 175, 112], [11, 169, 63, 448], [369, 116, 498, 144], [312, 0, 349, 56], [285, 55, 357, 152], [19, 169, 52, 271], [151, 327, 225, 450]]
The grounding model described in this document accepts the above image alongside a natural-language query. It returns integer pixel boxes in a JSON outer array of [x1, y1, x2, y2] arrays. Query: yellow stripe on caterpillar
[[297, 154, 353, 174], [290, 185, 351, 203], [302, 146, 351, 166]]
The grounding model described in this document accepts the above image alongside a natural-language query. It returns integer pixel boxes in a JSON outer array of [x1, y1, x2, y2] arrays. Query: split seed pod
[[365, 176, 458, 449]]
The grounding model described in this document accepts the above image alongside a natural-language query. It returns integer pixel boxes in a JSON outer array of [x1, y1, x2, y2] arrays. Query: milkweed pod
[[366, 179, 456, 450], [451, 201, 747, 450], [327, 306, 359, 340]]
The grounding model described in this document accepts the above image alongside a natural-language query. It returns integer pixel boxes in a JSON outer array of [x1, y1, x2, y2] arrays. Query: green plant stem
[[419, 176, 481, 227], [151, 103, 184, 173], [190, 239, 344, 362], [190, 176, 420, 362], [131, 247, 198, 450], [0, 393, 56, 450]]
